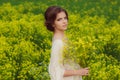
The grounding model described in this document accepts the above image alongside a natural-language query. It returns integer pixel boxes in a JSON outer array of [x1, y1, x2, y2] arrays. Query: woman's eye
[[56, 17, 67, 21], [64, 17, 67, 20], [57, 18, 62, 21]]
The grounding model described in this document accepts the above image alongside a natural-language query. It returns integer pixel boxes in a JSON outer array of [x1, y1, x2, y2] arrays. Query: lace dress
[[49, 39, 82, 80]]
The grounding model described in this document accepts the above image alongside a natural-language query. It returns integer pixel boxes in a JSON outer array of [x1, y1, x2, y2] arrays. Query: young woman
[[44, 6, 89, 80]]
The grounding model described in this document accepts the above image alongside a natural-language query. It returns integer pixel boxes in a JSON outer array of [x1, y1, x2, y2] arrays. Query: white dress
[[49, 39, 82, 80]]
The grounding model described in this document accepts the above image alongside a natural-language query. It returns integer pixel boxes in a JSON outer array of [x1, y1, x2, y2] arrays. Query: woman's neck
[[53, 30, 65, 40]]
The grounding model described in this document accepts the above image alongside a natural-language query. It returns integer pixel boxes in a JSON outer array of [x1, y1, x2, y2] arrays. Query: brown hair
[[44, 6, 68, 32]]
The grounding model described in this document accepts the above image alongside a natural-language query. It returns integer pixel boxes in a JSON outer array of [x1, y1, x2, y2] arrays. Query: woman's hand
[[74, 68, 89, 76]]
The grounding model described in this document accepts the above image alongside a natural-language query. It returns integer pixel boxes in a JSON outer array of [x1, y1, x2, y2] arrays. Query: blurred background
[[0, 0, 120, 80]]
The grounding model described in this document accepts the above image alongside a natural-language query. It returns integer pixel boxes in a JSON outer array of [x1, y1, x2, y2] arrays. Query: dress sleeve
[[49, 40, 65, 80]]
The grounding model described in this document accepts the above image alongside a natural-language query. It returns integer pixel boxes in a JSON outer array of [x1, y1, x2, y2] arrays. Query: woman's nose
[[63, 19, 67, 23]]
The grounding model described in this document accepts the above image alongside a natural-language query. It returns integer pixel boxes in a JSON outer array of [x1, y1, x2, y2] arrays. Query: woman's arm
[[64, 68, 89, 77]]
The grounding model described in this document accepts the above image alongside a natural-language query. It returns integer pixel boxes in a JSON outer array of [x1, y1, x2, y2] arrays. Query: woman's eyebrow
[[64, 16, 67, 18], [56, 18, 62, 21]]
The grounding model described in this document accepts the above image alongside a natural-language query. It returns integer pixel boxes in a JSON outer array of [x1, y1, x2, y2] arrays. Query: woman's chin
[[63, 28, 67, 31], [63, 27, 67, 30]]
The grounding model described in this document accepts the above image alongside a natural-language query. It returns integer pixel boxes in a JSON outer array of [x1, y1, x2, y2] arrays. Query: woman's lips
[[63, 24, 67, 27]]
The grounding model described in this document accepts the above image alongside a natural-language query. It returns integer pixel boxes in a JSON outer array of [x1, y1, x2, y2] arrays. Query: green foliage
[[0, 0, 120, 80]]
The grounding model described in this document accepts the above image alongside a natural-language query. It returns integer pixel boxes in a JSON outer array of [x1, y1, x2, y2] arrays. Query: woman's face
[[53, 11, 68, 31]]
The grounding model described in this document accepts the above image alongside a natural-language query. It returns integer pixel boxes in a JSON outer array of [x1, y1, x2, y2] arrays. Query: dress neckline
[[52, 36, 68, 42]]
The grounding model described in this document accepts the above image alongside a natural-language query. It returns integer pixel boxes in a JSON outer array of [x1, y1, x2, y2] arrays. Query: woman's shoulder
[[51, 39, 64, 50], [52, 39, 63, 44]]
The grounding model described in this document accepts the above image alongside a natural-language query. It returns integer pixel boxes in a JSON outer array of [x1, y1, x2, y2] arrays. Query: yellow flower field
[[0, 0, 120, 80]]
